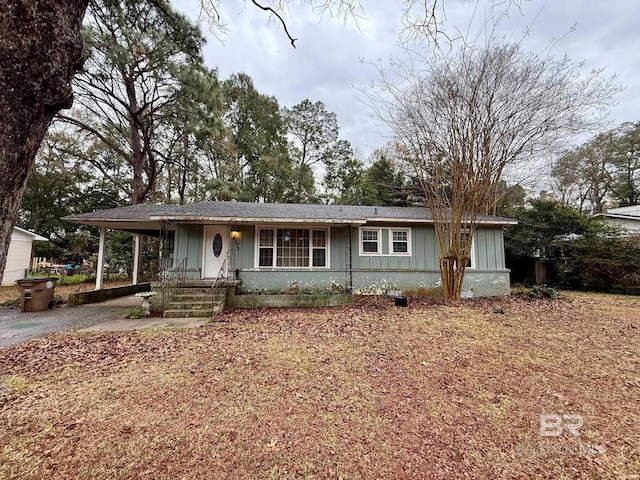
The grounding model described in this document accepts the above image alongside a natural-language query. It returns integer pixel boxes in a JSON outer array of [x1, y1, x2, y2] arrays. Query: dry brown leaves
[[1, 293, 639, 479]]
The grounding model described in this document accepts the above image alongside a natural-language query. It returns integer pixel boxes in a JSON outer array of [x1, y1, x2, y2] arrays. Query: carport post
[[95, 227, 106, 291], [132, 234, 140, 285]]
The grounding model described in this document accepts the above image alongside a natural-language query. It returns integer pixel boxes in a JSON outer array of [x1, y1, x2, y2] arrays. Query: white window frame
[[470, 235, 476, 269], [460, 232, 476, 270], [254, 226, 330, 269], [389, 228, 411, 256], [311, 229, 328, 268], [359, 227, 382, 255], [257, 228, 276, 268]]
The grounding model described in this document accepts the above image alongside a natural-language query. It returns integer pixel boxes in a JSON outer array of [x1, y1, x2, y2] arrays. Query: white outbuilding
[[603, 205, 640, 234], [1, 227, 48, 286]]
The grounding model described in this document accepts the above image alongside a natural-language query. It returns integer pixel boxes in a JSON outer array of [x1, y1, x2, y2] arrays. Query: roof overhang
[[13, 226, 48, 241], [66, 216, 516, 230], [604, 213, 640, 221], [63, 218, 171, 236], [150, 215, 368, 225], [64, 210, 517, 231], [363, 217, 517, 226]]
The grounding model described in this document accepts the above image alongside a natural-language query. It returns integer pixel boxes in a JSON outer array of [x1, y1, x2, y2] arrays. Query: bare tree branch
[[367, 38, 620, 300], [250, 0, 298, 47]]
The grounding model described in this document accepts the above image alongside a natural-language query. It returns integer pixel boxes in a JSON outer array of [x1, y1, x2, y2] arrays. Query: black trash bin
[[16, 277, 58, 312], [394, 295, 408, 307]]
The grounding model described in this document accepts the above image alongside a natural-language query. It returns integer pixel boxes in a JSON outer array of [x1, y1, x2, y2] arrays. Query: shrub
[[528, 285, 560, 299], [568, 236, 640, 292]]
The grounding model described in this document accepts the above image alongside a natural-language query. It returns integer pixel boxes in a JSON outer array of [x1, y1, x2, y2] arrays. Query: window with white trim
[[258, 229, 275, 267], [460, 232, 476, 269], [390, 229, 410, 255], [360, 228, 380, 254], [257, 228, 328, 268], [276, 228, 309, 267], [311, 229, 327, 267]]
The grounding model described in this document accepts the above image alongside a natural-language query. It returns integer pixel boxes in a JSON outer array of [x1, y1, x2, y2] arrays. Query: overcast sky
[[174, 0, 640, 161]]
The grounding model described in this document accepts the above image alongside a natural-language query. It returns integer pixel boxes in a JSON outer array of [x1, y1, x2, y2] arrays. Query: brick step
[[173, 288, 213, 296], [163, 302, 224, 318], [168, 301, 217, 310], [172, 288, 225, 295], [169, 296, 217, 302]]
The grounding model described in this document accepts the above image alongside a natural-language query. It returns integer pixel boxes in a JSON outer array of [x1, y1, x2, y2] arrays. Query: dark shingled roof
[[65, 201, 516, 225], [66, 203, 181, 221]]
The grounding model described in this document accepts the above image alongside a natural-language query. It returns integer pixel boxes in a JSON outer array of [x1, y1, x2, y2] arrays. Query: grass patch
[[42, 273, 95, 286], [0, 296, 20, 308], [3, 376, 37, 394], [125, 307, 148, 319], [0, 294, 639, 478]]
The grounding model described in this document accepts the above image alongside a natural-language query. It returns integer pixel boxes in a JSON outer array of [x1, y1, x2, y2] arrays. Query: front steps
[[162, 287, 226, 319]]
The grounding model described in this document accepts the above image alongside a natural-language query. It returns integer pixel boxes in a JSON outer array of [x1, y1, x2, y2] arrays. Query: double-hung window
[[311, 229, 327, 267], [360, 227, 412, 256], [390, 229, 410, 255], [258, 229, 275, 267], [360, 229, 380, 254], [460, 231, 475, 269], [257, 228, 328, 268]]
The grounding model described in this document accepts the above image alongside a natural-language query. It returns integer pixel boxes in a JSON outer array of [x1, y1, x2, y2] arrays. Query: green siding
[[172, 222, 510, 296], [329, 227, 346, 269], [174, 225, 203, 268], [475, 229, 488, 270], [353, 226, 437, 270], [381, 228, 389, 255], [172, 224, 204, 279], [233, 226, 344, 270], [231, 225, 255, 270], [473, 228, 505, 270]]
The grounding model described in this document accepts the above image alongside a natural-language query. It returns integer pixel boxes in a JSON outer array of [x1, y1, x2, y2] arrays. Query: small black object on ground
[[395, 295, 408, 307]]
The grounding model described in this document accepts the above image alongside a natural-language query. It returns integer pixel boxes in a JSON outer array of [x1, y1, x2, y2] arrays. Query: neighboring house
[[65, 201, 516, 297], [603, 205, 640, 234], [1, 227, 48, 286]]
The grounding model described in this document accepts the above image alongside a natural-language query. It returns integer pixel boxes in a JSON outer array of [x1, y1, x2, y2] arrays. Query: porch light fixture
[[230, 230, 241, 240]]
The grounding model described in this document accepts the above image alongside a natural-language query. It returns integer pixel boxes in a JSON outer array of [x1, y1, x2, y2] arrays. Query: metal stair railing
[[161, 257, 186, 315], [210, 257, 228, 317]]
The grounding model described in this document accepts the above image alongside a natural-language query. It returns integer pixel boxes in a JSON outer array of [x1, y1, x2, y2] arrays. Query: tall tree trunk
[[124, 76, 147, 205], [0, 0, 87, 284]]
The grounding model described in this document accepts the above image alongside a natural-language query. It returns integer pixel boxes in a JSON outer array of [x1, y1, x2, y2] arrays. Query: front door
[[203, 226, 229, 278]]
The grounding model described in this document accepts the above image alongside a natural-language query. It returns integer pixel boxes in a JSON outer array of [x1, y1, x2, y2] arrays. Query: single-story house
[[1, 227, 48, 286], [65, 201, 516, 297], [603, 205, 640, 234]]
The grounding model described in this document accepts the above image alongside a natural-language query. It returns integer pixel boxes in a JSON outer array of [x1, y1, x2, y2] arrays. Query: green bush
[[528, 285, 560, 299], [504, 199, 640, 293], [570, 236, 640, 292]]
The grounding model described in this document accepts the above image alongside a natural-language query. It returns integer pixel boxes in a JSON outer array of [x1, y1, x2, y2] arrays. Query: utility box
[[16, 277, 58, 312]]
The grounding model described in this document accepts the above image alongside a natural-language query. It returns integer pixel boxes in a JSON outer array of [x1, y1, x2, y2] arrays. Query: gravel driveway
[[0, 295, 210, 349], [0, 296, 142, 349]]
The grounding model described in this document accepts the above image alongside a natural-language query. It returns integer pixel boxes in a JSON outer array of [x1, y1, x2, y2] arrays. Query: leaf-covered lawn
[[1, 293, 639, 479]]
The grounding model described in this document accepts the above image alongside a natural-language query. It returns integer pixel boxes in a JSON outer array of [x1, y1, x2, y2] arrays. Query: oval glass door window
[[212, 233, 223, 257]]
